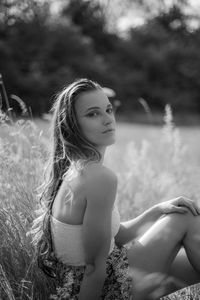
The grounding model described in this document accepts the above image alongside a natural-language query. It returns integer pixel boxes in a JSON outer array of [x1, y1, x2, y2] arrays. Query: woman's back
[[51, 164, 120, 265], [51, 168, 87, 226], [51, 164, 117, 226]]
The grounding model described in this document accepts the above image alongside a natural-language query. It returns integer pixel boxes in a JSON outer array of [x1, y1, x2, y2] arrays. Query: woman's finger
[[196, 205, 200, 214], [178, 198, 198, 216], [184, 203, 198, 215], [170, 205, 189, 214], [193, 201, 200, 214]]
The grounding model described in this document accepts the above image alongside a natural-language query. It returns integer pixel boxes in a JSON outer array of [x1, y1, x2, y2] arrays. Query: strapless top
[[50, 204, 121, 266]]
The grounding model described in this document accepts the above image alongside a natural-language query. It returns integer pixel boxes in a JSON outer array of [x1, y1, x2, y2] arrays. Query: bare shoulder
[[82, 163, 118, 206], [83, 162, 118, 186]]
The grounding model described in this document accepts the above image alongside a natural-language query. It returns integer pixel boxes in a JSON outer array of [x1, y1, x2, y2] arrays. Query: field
[[0, 108, 200, 299]]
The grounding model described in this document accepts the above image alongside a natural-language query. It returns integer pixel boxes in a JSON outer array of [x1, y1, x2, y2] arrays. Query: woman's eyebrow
[[85, 103, 112, 113], [85, 106, 100, 112]]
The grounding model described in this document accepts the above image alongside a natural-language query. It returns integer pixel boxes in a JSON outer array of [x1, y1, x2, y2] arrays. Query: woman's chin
[[108, 139, 116, 145], [93, 140, 116, 148], [103, 138, 116, 146]]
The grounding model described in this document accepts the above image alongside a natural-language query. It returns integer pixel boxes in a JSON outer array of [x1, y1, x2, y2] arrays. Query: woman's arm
[[115, 205, 161, 247], [79, 165, 118, 300], [115, 196, 200, 247]]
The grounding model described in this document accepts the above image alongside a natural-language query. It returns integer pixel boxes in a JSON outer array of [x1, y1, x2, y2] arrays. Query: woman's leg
[[127, 213, 200, 299], [169, 247, 200, 285], [127, 212, 200, 274]]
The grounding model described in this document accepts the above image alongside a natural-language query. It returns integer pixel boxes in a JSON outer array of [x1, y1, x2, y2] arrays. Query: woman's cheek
[[81, 121, 98, 137], [87, 118, 100, 130]]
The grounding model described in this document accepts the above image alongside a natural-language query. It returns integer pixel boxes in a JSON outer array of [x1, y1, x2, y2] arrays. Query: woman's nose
[[103, 114, 112, 125]]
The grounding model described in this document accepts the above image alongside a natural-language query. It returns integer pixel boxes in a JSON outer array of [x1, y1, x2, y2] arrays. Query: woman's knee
[[183, 214, 200, 247], [127, 213, 200, 273], [186, 213, 200, 231], [160, 211, 197, 235]]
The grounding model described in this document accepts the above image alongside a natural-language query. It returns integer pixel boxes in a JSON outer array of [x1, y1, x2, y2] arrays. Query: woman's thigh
[[127, 213, 188, 274]]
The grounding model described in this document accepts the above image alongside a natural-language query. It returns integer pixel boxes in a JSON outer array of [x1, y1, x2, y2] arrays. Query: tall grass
[[106, 105, 200, 219], [0, 106, 199, 299], [0, 111, 55, 299]]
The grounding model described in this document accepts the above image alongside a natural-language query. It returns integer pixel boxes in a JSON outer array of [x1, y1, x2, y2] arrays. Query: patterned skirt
[[50, 243, 133, 300], [160, 283, 200, 300]]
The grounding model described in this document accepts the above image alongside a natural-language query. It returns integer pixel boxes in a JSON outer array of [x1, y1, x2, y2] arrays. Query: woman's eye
[[87, 112, 99, 117], [107, 108, 114, 114], [87, 108, 114, 117]]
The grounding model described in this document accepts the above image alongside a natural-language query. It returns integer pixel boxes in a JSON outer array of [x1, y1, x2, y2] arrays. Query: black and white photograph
[[1, 0, 200, 299]]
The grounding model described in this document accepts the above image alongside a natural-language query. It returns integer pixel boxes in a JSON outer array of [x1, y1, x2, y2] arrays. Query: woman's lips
[[102, 129, 115, 134]]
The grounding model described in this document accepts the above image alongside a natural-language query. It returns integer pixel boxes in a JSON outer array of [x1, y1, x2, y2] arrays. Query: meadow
[[0, 106, 200, 299]]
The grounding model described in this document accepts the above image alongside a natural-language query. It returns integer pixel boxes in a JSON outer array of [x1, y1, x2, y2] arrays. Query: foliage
[[1, 0, 200, 116], [0, 105, 200, 298], [0, 110, 55, 299], [0, 0, 109, 116], [106, 105, 200, 219], [117, 5, 200, 112]]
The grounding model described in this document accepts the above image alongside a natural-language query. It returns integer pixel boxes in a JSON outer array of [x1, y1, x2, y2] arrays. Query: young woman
[[31, 78, 200, 300]]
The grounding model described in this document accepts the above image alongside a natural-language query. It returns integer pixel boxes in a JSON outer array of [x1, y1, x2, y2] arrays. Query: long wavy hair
[[30, 78, 102, 277]]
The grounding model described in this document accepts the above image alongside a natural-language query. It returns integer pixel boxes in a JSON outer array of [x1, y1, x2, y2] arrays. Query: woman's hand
[[157, 196, 200, 216]]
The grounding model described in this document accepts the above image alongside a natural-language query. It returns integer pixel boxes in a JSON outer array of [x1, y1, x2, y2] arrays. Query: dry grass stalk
[[0, 264, 15, 300]]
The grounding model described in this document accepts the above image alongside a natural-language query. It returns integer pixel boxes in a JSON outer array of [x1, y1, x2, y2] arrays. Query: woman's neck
[[96, 147, 106, 164]]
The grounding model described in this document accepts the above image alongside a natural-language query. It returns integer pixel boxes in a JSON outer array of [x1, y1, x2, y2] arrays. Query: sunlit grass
[[0, 106, 200, 299]]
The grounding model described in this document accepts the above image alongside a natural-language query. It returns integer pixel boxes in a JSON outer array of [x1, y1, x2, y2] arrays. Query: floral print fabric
[[50, 243, 133, 300], [160, 283, 200, 300]]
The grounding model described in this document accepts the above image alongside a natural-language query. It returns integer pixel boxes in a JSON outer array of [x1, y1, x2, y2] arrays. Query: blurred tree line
[[0, 0, 200, 117]]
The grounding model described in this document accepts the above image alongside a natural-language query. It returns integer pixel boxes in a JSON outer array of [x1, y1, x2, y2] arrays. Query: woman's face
[[75, 89, 116, 148]]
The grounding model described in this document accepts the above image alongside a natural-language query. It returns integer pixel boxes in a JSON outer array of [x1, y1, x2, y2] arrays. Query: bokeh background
[[1, 0, 200, 122], [1, 0, 200, 299]]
